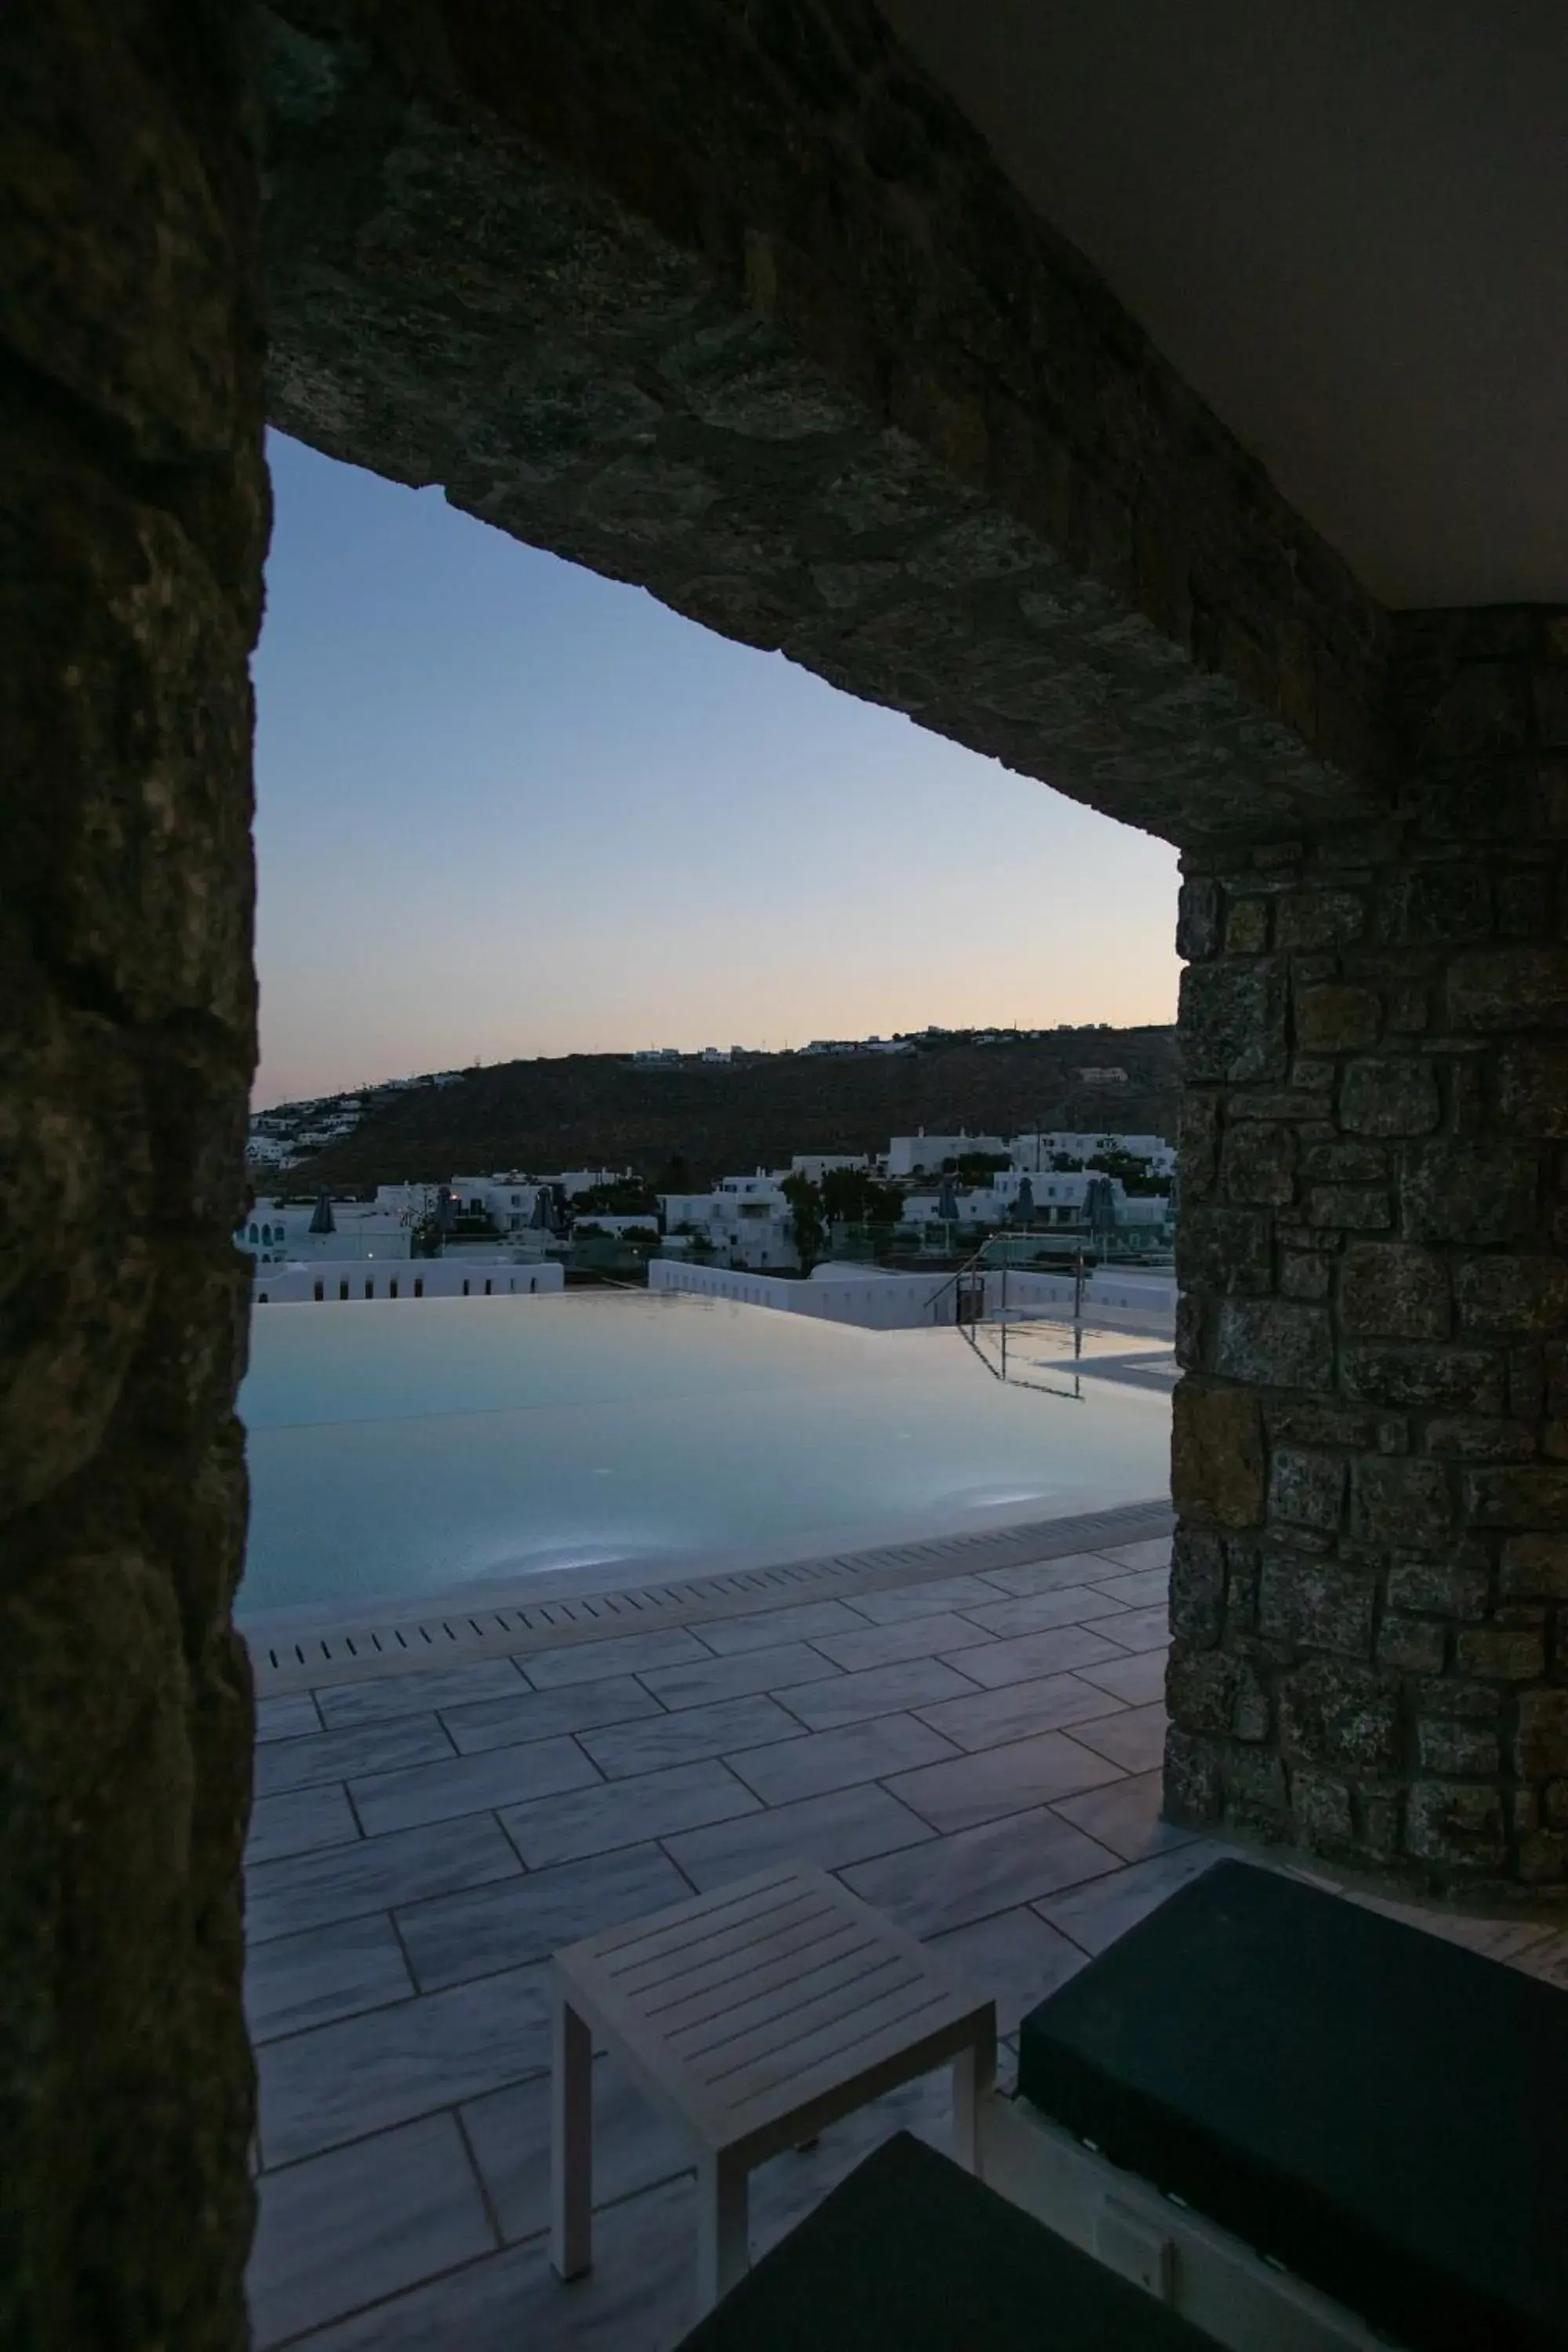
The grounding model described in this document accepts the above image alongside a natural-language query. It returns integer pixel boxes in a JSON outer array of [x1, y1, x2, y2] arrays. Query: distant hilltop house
[[1076, 1065, 1130, 1084]]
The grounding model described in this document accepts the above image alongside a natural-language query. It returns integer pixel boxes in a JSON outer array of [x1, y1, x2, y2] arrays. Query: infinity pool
[[238, 1290, 1172, 1621]]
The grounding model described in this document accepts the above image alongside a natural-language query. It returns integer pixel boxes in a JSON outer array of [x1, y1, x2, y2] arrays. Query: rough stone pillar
[[2, 6, 267, 2344], [1168, 608, 1568, 1900]]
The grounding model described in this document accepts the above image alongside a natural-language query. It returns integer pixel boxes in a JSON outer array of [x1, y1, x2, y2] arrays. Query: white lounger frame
[[978, 2090, 1397, 2352]]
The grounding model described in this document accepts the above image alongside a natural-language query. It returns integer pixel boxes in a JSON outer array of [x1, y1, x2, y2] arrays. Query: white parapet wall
[[648, 1258, 1174, 1338], [251, 1258, 565, 1304]]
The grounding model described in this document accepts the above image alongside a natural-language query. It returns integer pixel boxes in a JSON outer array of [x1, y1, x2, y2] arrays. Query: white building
[[236, 1196, 412, 1264], [1007, 1131, 1176, 1178], [902, 1169, 1169, 1230], [789, 1153, 872, 1183], [885, 1131, 1007, 1178], [659, 1170, 797, 1270], [251, 1259, 564, 1304]]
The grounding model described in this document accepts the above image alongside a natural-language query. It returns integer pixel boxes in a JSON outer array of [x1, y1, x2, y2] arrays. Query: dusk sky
[[252, 432, 1181, 1108]]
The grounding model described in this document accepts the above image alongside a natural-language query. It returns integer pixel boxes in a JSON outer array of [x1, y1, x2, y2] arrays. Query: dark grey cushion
[[675, 2130, 1219, 2350], [1018, 1860, 1567, 2352]]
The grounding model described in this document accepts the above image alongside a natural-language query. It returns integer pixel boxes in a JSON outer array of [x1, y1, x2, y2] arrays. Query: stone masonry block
[[1447, 949, 1568, 1030], [1498, 1043, 1568, 1136], [1406, 1780, 1507, 1869], [1290, 1770, 1356, 1851], [1215, 1301, 1334, 1391], [1339, 1243, 1449, 1338], [1339, 1058, 1441, 1137], [1353, 1458, 1453, 1548], [1302, 1140, 1388, 1181], [1258, 1553, 1374, 1657], [1463, 1466, 1568, 1527], [1275, 890, 1367, 950], [1499, 1534, 1568, 1598], [1386, 1559, 1490, 1621], [1268, 1449, 1345, 1533], [1453, 1625, 1548, 1680], [1341, 1345, 1504, 1413], [1424, 1418, 1537, 1462], [1281, 1251, 1333, 1301], [1167, 1525, 1225, 1648], [1454, 1255, 1568, 1337], [1294, 984, 1381, 1054], [1171, 1383, 1265, 1529], [1177, 1091, 1221, 1200], [1279, 1657, 1400, 1774], [1417, 1720, 1501, 1777], [1308, 1185, 1391, 1229], [1515, 1690, 1568, 1779], [1385, 863, 1492, 946], [1175, 877, 1221, 962], [1166, 1650, 1270, 1744], [1225, 896, 1271, 955], [1400, 1142, 1537, 1244], [1377, 1616, 1447, 1672], [1221, 1121, 1295, 1204], [1162, 1727, 1223, 1828], [1180, 958, 1288, 1083], [1175, 1206, 1274, 1297]]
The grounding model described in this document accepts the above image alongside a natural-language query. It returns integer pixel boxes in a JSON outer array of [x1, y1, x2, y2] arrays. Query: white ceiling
[[878, 0, 1568, 608]]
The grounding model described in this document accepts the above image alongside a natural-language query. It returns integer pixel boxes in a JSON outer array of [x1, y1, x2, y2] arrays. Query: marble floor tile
[[975, 1553, 1124, 1601], [247, 1783, 360, 1867], [1034, 1842, 1230, 1956], [778, 1655, 982, 1733], [804, 1612, 996, 1675], [258, 1964, 550, 2167], [664, 1779, 935, 1889], [256, 1714, 456, 1799], [246, 1912, 414, 2046], [924, 1904, 1089, 2034], [1050, 1769, 1196, 1864], [575, 1692, 802, 1780], [1086, 1567, 1172, 1610], [690, 1599, 869, 1655], [885, 1730, 1125, 1836], [519, 1626, 708, 1692], [912, 1671, 1123, 1755], [439, 1673, 662, 1755], [1065, 1702, 1169, 1775], [256, 1691, 324, 1743], [636, 1642, 843, 1712], [1093, 1537, 1173, 1573], [1090, 1604, 1171, 1653], [314, 1657, 530, 1731], [396, 1841, 691, 1992], [499, 1757, 759, 1870], [840, 1807, 1121, 1940], [462, 2056, 692, 2243], [1073, 1647, 1170, 1708], [840, 1573, 1015, 1624], [1514, 1929, 1568, 1987], [955, 1587, 1131, 1640], [722, 1711, 959, 1806], [247, 1813, 522, 1944], [279, 2177, 699, 2352], [350, 1733, 601, 1838], [941, 1623, 1126, 1690], [249, 2113, 495, 2349]]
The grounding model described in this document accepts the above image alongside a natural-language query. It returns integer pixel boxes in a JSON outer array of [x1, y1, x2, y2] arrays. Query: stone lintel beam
[[261, 0, 1388, 846]]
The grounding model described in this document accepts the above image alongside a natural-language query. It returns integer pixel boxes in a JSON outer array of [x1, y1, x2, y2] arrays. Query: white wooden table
[[550, 1861, 997, 2310]]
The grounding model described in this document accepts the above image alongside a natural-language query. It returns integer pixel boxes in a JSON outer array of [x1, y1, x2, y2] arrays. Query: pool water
[[238, 1290, 1172, 1621]]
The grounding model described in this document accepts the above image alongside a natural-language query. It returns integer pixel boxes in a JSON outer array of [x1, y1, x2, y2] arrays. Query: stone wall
[[0, 4, 267, 2342], [1168, 608, 1568, 1896], [261, 0, 1385, 845]]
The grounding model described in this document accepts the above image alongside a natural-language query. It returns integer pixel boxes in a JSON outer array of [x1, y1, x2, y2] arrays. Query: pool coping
[[245, 1493, 1174, 1699]]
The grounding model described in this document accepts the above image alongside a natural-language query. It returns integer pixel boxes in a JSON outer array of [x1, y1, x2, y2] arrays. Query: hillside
[[277, 1027, 1178, 1194]]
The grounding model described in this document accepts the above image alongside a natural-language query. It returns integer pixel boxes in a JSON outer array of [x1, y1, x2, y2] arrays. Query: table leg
[[696, 2150, 749, 2311], [953, 2013, 997, 2177], [551, 1991, 593, 2281]]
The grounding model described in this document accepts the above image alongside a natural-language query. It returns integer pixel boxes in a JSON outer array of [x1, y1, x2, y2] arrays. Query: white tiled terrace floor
[[245, 1534, 1568, 2350]]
